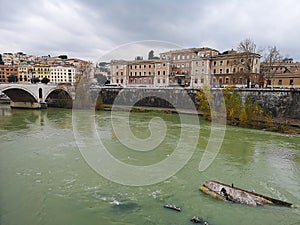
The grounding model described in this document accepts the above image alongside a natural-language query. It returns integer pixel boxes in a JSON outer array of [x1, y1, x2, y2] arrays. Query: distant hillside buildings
[[0, 52, 90, 84]]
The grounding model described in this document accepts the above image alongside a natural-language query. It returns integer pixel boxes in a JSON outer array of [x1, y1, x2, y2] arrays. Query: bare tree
[[262, 46, 283, 87], [237, 38, 262, 87]]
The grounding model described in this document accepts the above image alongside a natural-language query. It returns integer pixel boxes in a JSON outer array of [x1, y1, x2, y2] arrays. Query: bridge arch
[[2, 87, 38, 103], [45, 88, 73, 108]]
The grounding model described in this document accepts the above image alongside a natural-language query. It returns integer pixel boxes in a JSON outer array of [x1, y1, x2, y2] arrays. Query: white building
[[50, 66, 77, 84]]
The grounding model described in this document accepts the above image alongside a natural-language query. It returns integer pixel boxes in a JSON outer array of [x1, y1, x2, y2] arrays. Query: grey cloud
[[1, 0, 300, 61]]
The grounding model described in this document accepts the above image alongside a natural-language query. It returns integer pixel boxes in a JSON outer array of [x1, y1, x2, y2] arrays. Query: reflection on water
[[0, 106, 300, 225]]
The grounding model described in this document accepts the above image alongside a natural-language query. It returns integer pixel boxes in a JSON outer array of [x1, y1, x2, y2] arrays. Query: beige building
[[210, 50, 261, 87], [111, 47, 263, 88], [110, 60, 171, 87], [160, 47, 219, 86], [261, 59, 300, 88]]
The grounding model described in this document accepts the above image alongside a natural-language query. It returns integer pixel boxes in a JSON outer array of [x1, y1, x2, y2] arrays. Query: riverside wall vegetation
[[91, 87, 300, 133]]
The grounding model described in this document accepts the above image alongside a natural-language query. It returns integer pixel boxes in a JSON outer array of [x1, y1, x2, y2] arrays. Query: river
[[0, 105, 299, 225]]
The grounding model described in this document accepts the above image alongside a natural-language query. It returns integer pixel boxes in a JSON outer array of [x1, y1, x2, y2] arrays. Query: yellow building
[[33, 64, 51, 81], [18, 64, 33, 83]]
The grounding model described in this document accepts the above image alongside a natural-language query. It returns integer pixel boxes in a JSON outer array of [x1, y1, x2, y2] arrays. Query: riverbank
[[100, 104, 300, 135]]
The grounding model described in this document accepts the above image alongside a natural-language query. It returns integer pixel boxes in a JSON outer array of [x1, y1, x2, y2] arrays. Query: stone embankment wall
[[93, 87, 300, 119], [238, 89, 300, 119]]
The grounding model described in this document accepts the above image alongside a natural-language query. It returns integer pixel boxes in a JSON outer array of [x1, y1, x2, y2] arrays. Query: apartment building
[[261, 58, 300, 87], [110, 60, 128, 85], [50, 66, 77, 84], [18, 64, 33, 83], [0, 65, 18, 83], [33, 64, 51, 81], [160, 47, 219, 86], [210, 50, 261, 87], [110, 60, 171, 87]]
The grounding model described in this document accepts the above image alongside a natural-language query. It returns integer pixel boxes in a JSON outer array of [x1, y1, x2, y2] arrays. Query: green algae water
[[0, 105, 300, 225]]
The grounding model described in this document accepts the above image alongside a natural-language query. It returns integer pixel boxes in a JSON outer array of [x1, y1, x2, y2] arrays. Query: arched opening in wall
[[39, 88, 43, 99], [46, 89, 72, 108], [3, 88, 37, 103]]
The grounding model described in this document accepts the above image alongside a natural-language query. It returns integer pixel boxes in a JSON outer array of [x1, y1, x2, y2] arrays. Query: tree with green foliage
[[196, 85, 216, 121], [31, 77, 40, 84], [222, 86, 242, 124], [41, 77, 50, 84], [7, 75, 18, 83]]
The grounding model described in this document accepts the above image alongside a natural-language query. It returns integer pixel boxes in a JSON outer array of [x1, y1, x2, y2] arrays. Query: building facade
[[0, 65, 19, 83], [210, 50, 261, 87], [261, 59, 300, 88]]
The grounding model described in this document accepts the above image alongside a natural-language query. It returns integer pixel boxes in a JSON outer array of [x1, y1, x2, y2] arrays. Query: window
[[163, 63, 165, 67], [195, 69, 198, 75], [220, 61, 223, 66], [177, 55, 180, 60], [225, 77, 229, 84], [201, 78, 204, 83], [201, 69, 204, 74], [213, 69, 216, 74], [149, 65, 151, 68], [186, 63, 189, 67], [219, 69, 223, 74], [213, 61, 216, 66], [158, 71, 160, 75], [195, 78, 198, 84], [181, 64, 184, 68], [233, 68, 236, 73], [290, 79, 294, 85], [195, 62, 199, 66], [182, 55, 185, 60], [202, 61, 205, 66], [278, 80, 282, 85], [219, 78, 223, 84], [226, 68, 229, 74], [227, 60, 230, 65], [163, 71, 165, 75]]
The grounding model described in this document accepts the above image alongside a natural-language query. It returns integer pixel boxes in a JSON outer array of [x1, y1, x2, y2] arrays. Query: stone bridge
[[0, 83, 74, 109]]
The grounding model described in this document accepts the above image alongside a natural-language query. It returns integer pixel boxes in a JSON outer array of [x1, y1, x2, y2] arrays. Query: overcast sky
[[1, 0, 300, 63]]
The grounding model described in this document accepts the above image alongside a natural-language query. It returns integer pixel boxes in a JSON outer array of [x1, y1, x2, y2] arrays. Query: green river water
[[0, 105, 300, 225]]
